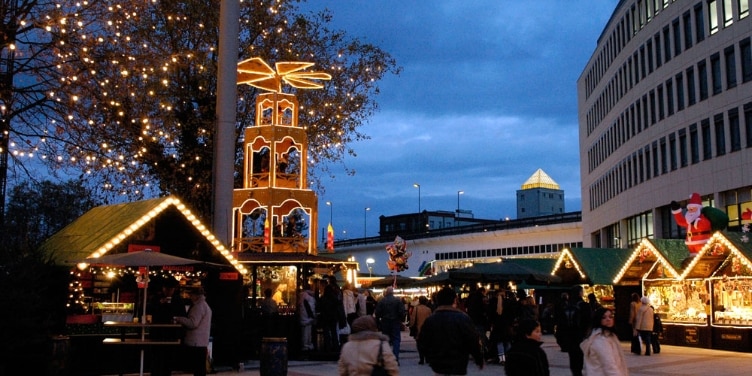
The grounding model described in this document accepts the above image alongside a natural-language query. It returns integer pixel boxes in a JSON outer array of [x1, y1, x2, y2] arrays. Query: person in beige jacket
[[634, 296, 655, 356], [338, 315, 399, 376], [409, 296, 432, 364]]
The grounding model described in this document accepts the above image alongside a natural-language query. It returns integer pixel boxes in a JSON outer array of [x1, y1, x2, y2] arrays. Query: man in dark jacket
[[374, 286, 406, 362], [418, 287, 484, 375]]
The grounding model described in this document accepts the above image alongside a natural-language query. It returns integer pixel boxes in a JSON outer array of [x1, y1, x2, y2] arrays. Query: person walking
[[409, 296, 432, 365], [374, 286, 406, 362], [337, 316, 399, 376], [580, 307, 628, 376], [466, 286, 490, 360], [148, 278, 185, 376], [561, 285, 591, 376], [635, 296, 654, 356], [417, 287, 484, 375], [174, 287, 212, 376], [298, 283, 317, 352], [651, 305, 663, 354], [628, 292, 642, 354], [504, 318, 550, 376]]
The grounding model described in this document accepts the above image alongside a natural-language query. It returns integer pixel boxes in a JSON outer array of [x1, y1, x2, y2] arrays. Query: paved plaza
[[209, 331, 752, 376]]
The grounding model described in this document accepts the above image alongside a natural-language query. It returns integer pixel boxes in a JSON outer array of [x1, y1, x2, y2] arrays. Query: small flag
[[326, 223, 334, 251]]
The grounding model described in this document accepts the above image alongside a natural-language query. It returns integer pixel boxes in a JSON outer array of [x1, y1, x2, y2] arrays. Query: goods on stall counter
[[386, 236, 411, 272]]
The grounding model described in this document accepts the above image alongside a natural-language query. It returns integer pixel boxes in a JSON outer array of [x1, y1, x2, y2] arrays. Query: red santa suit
[[672, 193, 713, 256]]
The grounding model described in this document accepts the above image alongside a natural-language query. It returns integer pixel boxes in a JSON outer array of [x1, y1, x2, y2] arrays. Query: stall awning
[[553, 247, 632, 285], [613, 239, 689, 285], [681, 231, 752, 280], [39, 196, 241, 273]]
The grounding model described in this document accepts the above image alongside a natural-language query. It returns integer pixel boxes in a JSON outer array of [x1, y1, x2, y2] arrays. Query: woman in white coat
[[581, 307, 629, 376]]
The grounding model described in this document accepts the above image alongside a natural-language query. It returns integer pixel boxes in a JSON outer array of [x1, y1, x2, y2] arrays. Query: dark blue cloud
[[299, 1, 619, 239]]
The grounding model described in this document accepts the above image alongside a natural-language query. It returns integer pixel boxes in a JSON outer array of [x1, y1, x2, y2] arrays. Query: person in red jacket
[[671, 193, 713, 256]]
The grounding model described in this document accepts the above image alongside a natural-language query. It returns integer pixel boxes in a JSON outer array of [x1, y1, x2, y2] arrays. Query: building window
[[660, 137, 668, 174], [698, 60, 709, 101], [669, 133, 678, 170], [679, 129, 688, 167], [725, 45, 737, 89], [715, 113, 726, 156], [711, 53, 723, 95], [683, 11, 693, 49], [676, 72, 685, 110], [709, 0, 719, 34], [658, 85, 666, 120], [723, 0, 734, 26], [647, 41, 654, 74], [663, 26, 672, 62], [655, 33, 663, 67], [673, 18, 682, 56], [687, 66, 697, 105], [745, 103, 752, 148], [740, 0, 750, 19], [730, 108, 741, 152], [651, 141, 658, 177], [702, 119, 713, 160], [690, 123, 700, 163], [666, 79, 674, 116], [741, 38, 752, 83], [627, 211, 654, 247], [650, 90, 657, 125], [696, 3, 706, 42]]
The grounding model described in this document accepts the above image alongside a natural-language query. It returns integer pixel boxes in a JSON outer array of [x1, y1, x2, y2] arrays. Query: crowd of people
[[332, 283, 664, 376], [151, 275, 663, 376]]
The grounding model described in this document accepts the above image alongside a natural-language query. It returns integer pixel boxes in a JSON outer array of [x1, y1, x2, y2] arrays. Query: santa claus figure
[[671, 193, 713, 256]]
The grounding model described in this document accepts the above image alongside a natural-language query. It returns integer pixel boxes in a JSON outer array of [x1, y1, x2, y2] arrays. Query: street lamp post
[[326, 201, 333, 225], [366, 258, 374, 277], [413, 183, 421, 213], [364, 207, 370, 239], [457, 190, 464, 218]]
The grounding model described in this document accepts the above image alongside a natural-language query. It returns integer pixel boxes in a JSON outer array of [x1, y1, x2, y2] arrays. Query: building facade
[[579, 0, 752, 248]]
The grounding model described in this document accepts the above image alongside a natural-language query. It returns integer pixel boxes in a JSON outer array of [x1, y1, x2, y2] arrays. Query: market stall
[[237, 252, 358, 360], [552, 248, 632, 338], [683, 231, 752, 351], [614, 239, 689, 342]]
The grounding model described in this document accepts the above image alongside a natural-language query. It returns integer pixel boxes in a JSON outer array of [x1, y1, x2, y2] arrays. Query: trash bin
[[50, 335, 70, 376], [260, 337, 288, 376]]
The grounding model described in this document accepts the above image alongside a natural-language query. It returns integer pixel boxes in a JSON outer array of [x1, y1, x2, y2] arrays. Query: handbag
[[371, 340, 388, 376]]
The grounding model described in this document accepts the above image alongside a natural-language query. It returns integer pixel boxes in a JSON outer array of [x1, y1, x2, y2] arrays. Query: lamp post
[[364, 207, 370, 239], [366, 258, 374, 277], [413, 183, 421, 213], [326, 201, 333, 226], [457, 190, 464, 216]]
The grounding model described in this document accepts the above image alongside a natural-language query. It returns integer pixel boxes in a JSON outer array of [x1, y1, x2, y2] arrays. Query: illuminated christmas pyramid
[[231, 58, 331, 254]]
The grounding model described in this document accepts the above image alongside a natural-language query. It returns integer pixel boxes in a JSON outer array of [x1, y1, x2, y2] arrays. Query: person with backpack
[[559, 285, 592, 376], [651, 305, 663, 354]]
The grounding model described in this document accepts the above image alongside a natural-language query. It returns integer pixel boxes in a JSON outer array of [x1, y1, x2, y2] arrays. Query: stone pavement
[[136, 331, 752, 376]]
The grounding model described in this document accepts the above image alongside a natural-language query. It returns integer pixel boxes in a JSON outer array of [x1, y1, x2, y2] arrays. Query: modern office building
[[578, 0, 752, 248]]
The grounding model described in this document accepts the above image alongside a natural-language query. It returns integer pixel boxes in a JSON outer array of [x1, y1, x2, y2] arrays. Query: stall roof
[[613, 239, 689, 284], [553, 248, 632, 285], [505, 257, 558, 275], [40, 196, 243, 273], [681, 231, 752, 279]]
